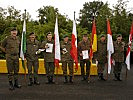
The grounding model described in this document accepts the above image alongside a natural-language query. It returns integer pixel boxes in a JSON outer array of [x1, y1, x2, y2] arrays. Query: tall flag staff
[[20, 9, 27, 82]]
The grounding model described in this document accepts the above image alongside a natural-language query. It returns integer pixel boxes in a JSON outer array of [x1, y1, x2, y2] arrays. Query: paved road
[[0, 65, 133, 100]]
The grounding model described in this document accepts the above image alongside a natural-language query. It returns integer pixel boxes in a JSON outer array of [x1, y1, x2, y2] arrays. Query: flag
[[20, 19, 26, 71], [90, 19, 97, 60], [107, 19, 114, 74], [125, 22, 133, 70], [54, 17, 61, 67], [70, 19, 78, 69]]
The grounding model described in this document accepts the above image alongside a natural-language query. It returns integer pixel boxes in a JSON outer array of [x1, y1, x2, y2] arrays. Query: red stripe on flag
[[70, 34, 78, 69]]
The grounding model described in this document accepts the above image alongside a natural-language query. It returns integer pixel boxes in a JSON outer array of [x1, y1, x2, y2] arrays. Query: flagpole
[[24, 9, 27, 84]]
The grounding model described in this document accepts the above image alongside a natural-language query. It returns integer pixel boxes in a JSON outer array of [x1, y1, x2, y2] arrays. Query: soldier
[[94, 34, 107, 81], [41, 32, 55, 84], [26, 32, 40, 86], [1, 28, 21, 90], [78, 34, 91, 81], [113, 34, 125, 81], [61, 35, 73, 83]]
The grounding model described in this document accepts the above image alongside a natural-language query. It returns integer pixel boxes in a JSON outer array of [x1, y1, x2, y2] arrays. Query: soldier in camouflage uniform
[[78, 34, 91, 81], [1, 28, 21, 90], [26, 32, 40, 86], [41, 32, 55, 84], [94, 34, 107, 81], [61, 35, 73, 83], [113, 34, 125, 81]]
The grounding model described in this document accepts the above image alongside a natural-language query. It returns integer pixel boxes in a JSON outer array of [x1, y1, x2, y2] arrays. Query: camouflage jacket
[[41, 39, 54, 62], [60, 41, 73, 62], [113, 41, 125, 62], [26, 39, 40, 61]]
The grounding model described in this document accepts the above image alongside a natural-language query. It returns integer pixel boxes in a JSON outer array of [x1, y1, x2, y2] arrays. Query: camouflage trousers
[[44, 62, 55, 77], [27, 60, 39, 79], [62, 61, 73, 76], [6, 55, 19, 81], [113, 62, 123, 74], [97, 62, 106, 73], [80, 60, 90, 77]]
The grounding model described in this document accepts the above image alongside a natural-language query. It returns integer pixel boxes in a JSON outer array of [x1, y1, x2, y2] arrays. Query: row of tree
[[0, 0, 133, 58]]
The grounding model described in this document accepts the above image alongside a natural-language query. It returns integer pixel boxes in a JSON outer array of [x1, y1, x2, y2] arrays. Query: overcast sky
[[0, 0, 133, 20]]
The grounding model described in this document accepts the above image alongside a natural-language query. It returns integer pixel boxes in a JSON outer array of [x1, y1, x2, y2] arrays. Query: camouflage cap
[[82, 33, 88, 37], [11, 27, 17, 31], [116, 34, 122, 38], [100, 34, 106, 38], [63, 34, 69, 38]]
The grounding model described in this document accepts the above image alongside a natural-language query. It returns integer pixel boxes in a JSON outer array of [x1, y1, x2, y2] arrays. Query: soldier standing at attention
[[94, 34, 107, 81], [61, 35, 74, 83], [2, 28, 21, 90], [26, 32, 40, 86], [78, 34, 91, 81], [41, 32, 55, 84], [113, 34, 125, 81]]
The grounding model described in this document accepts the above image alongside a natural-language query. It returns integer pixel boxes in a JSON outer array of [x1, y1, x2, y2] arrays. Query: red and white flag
[[125, 22, 133, 70], [54, 17, 61, 67], [70, 19, 78, 70], [107, 19, 114, 74]]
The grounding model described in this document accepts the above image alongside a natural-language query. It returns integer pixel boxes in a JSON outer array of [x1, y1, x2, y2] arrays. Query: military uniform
[[94, 40, 107, 80], [61, 41, 73, 83], [2, 35, 21, 89], [41, 39, 55, 83], [78, 40, 91, 80], [113, 40, 125, 81], [26, 39, 40, 85]]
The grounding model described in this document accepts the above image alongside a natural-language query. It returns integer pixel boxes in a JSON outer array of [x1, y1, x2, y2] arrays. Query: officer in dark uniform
[[113, 34, 125, 81], [26, 32, 40, 86], [61, 35, 73, 83], [94, 34, 107, 81], [41, 32, 55, 84], [78, 34, 91, 81], [2, 28, 21, 90]]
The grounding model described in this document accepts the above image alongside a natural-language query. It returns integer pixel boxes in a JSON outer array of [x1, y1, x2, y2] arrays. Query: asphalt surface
[[0, 65, 133, 100]]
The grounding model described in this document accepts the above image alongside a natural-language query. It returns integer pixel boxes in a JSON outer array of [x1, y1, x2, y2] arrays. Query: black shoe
[[64, 76, 68, 83], [50, 76, 55, 84], [28, 78, 33, 86], [113, 74, 118, 81], [9, 81, 15, 91], [14, 79, 21, 88], [34, 77, 40, 85], [100, 73, 106, 81], [117, 73, 122, 81], [46, 76, 50, 84], [69, 76, 73, 83], [81, 76, 86, 81]]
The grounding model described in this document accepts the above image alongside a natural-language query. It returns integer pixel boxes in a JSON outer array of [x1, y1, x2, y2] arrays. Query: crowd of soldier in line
[[0, 27, 133, 91]]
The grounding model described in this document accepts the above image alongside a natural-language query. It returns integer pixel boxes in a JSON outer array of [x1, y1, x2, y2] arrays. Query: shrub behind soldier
[[26, 32, 40, 86]]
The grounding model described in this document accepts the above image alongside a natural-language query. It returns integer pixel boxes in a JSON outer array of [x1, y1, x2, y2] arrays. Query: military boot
[[34, 77, 40, 85], [100, 73, 106, 81], [113, 74, 118, 81], [64, 76, 68, 83], [9, 81, 15, 90], [98, 73, 101, 80], [69, 76, 73, 83], [14, 79, 21, 88], [46, 76, 50, 84], [28, 78, 33, 86], [50, 76, 55, 84], [117, 73, 122, 81]]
